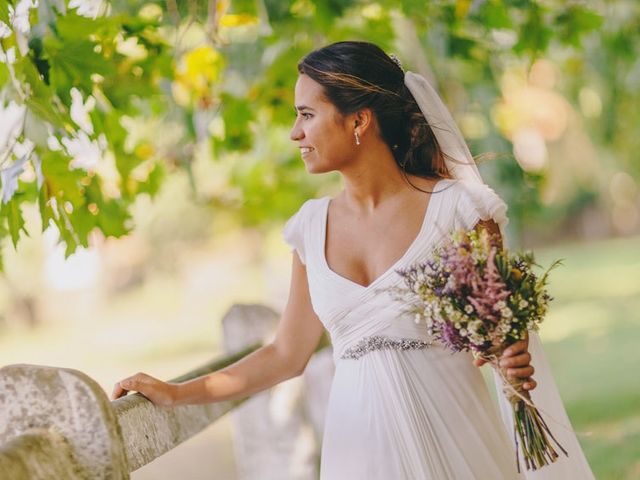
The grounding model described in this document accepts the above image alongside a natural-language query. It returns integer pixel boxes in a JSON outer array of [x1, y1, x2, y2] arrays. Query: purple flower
[[440, 321, 462, 351]]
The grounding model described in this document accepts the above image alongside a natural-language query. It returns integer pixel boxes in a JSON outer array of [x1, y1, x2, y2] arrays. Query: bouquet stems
[[484, 346, 568, 472]]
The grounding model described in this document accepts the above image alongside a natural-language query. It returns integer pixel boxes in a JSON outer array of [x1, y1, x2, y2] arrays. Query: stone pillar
[[222, 304, 335, 480]]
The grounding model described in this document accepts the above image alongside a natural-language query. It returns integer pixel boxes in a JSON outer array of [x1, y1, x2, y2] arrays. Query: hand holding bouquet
[[391, 228, 567, 472]]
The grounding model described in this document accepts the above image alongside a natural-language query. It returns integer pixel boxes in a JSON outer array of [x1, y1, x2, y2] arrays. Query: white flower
[[10, 0, 38, 35], [501, 307, 513, 319], [62, 131, 105, 171], [445, 276, 456, 291], [32, 153, 43, 188], [70, 87, 95, 134], [495, 300, 506, 310], [68, 0, 104, 19], [467, 321, 477, 334], [0, 101, 26, 155], [1, 154, 29, 203], [459, 328, 468, 337], [519, 299, 529, 309], [0, 21, 11, 39], [0, 46, 16, 63], [464, 304, 474, 314], [12, 138, 33, 159], [47, 135, 62, 151]]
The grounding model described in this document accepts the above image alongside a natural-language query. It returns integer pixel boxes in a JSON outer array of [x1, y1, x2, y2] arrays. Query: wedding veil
[[404, 70, 595, 479]]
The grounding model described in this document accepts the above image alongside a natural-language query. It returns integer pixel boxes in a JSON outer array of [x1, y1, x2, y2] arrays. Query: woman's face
[[289, 74, 355, 174]]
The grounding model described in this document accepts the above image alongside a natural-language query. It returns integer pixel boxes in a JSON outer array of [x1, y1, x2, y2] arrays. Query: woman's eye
[[300, 113, 313, 119]]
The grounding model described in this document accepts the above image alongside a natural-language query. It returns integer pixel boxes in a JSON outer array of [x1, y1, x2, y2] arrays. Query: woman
[[112, 41, 594, 479]]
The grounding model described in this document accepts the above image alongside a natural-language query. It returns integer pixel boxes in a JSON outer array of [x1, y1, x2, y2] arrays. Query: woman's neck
[[338, 146, 413, 212]]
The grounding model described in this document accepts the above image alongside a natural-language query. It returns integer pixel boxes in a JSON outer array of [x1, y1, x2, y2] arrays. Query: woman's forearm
[[171, 343, 299, 406]]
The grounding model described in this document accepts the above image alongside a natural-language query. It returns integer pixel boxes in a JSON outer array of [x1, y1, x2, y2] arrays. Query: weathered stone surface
[[112, 343, 259, 472], [113, 387, 241, 472], [0, 364, 127, 479], [0, 428, 79, 479]]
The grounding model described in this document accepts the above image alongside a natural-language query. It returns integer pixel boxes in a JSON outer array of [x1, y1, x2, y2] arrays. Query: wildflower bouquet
[[391, 228, 567, 472]]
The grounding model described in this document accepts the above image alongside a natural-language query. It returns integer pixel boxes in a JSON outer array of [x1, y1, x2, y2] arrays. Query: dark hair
[[297, 41, 454, 187]]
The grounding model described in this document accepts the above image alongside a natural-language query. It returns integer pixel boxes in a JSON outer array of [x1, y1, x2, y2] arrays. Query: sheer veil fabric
[[281, 70, 595, 479], [406, 70, 594, 478]]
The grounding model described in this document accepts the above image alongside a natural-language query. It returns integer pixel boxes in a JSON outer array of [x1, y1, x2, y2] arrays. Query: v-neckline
[[320, 178, 449, 290]]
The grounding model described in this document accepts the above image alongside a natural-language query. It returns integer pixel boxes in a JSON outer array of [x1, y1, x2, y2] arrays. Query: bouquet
[[390, 228, 567, 472]]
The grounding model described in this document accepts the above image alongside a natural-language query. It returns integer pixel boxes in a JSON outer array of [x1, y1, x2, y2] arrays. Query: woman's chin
[[303, 160, 325, 174], [302, 155, 337, 174]]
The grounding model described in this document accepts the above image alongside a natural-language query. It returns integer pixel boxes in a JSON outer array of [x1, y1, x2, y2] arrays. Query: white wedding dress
[[283, 178, 595, 480]]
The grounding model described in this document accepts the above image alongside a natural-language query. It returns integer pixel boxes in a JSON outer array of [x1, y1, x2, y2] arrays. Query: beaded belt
[[340, 335, 433, 360]]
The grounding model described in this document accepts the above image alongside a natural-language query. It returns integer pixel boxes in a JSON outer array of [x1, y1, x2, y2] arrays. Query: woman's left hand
[[473, 338, 537, 391]]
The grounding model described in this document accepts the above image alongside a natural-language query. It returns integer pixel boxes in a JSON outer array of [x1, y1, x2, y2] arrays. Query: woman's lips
[[300, 147, 314, 156]]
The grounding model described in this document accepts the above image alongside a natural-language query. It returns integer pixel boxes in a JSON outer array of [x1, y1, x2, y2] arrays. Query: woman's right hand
[[111, 372, 178, 407]]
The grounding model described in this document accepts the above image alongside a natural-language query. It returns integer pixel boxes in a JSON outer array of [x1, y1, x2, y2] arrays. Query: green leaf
[[52, 208, 80, 258], [474, 2, 512, 30], [85, 178, 130, 237], [15, 57, 70, 129], [215, 93, 255, 152], [135, 162, 165, 198], [0, 1, 10, 25], [55, 10, 119, 41], [3, 196, 28, 249], [40, 150, 85, 206], [95, 198, 130, 237], [449, 34, 478, 58], [44, 36, 115, 96], [513, 4, 552, 55], [0, 61, 9, 88], [38, 181, 54, 233], [555, 7, 603, 48]]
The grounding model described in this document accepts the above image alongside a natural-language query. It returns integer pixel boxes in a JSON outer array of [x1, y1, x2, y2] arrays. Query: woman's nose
[[290, 121, 304, 142]]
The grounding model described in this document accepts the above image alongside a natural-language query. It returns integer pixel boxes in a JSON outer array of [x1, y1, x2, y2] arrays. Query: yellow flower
[[219, 14, 259, 27], [173, 45, 225, 107]]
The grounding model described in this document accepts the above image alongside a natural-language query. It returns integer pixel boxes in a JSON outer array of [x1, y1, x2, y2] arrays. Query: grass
[[533, 235, 640, 479]]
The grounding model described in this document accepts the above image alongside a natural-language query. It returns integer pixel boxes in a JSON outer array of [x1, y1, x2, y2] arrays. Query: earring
[[355, 131, 361, 146]]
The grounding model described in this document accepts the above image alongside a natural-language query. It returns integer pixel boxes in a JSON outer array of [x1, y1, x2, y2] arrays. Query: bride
[[112, 41, 594, 479]]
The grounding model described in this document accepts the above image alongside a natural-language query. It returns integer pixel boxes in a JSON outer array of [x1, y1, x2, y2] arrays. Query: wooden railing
[[0, 304, 334, 480]]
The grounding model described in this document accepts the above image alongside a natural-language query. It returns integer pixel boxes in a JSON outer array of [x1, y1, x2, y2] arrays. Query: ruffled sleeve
[[282, 200, 311, 265], [453, 179, 509, 236]]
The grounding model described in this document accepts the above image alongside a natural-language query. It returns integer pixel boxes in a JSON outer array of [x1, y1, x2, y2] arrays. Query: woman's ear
[[354, 108, 374, 134]]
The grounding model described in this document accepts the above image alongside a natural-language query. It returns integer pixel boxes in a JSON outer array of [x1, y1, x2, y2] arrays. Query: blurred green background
[[0, 0, 638, 478]]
